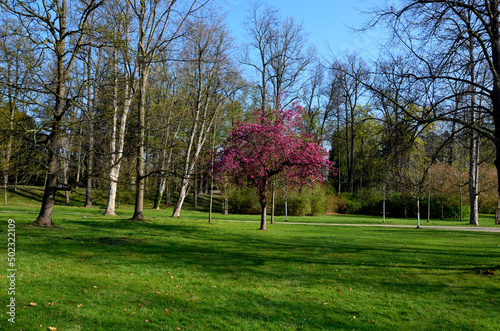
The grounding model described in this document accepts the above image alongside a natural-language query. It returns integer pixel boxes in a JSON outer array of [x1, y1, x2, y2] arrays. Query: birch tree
[[172, 12, 241, 218], [127, 0, 204, 221], [104, 2, 138, 216]]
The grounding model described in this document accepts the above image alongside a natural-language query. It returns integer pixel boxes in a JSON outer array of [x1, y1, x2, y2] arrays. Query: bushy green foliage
[[228, 187, 260, 214], [332, 188, 472, 220], [324, 192, 348, 214], [228, 185, 326, 216]]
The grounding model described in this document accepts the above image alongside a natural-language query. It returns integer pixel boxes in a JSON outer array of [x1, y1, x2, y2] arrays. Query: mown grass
[[1, 187, 499, 330]]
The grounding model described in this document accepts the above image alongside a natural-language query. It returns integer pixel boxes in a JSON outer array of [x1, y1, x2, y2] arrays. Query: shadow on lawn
[[16, 217, 500, 330], [10, 186, 44, 203], [27, 218, 500, 276]]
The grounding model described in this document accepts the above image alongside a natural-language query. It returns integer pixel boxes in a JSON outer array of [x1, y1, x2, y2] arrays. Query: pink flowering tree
[[214, 105, 335, 230]]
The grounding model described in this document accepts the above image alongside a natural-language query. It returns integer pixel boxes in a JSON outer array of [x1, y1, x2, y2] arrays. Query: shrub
[[325, 193, 348, 214], [228, 187, 260, 214], [228, 184, 327, 216]]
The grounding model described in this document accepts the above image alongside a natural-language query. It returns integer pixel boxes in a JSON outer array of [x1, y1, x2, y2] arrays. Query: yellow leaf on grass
[[165, 309, 171, 314], [29, 302, 37, 306], [48, 327, 57, 331]]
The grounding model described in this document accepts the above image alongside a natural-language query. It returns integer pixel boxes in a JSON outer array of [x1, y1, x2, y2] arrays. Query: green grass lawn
[[1, 187, 499, 330]]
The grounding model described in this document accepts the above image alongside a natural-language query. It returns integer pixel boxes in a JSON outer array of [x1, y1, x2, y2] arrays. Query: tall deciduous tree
[[370, 0, 500, 225], [0, 0, 103, 226], [327, 53, 369, 193], [171, 10, 241, 218], [215, 106, 334, 230], [104, 2, 138, 216], [242, 2, 312, 111], [129, 0, 203, 221]]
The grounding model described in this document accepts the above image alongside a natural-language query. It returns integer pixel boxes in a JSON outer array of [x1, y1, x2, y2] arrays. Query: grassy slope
[[0, 187, 499, 330]]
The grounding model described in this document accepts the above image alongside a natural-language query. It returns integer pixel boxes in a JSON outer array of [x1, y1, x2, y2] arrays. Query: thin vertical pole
[[417, 195, 420, 229]]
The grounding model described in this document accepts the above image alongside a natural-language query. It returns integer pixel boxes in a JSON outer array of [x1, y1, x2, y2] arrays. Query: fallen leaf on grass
[[478, 269, 496, 275], [145, 320, 150, 323], [322, 303, 328, 306], [48, 302, 54, 306], [48, 327, 57, 331], [77, 304, 82, 308], [165, 309, 171, 314], [30, 302, 37, 306], [337, 289, 341, 292]]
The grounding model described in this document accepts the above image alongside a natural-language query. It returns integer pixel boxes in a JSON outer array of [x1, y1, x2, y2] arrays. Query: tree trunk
[[105, 40, 137, 215], [427, 191, 430, 222], [491, 3, 500, 228], [62, 142, 70, 204], [33, 110, 63, 227], [460, 186, 463, 222], [259, 182, 267, 230], [132, 64, 148, 221], [259, 193, 267, 230], [223, 197, 228, 215], [84, 45, 96, 208], [3, 56, 16, 205], [271, 186, 275, 224], [75, 121, 83, 188], [349, 102, 355, 194], [34, 169, 58, 227], [173, 181, 189, 218], [469, 34, 480, 226], [154, 175, 167, 209], [33, 16, 70, 226], [193, 166, 198, 208], [382, 184, 386, 223]]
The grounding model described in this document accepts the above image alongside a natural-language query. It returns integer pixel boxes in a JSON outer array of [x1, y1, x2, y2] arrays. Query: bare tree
[[242, 2, 312, 111], [104, 2, 138, 216], [326, 53, 370, 193], [370, 0, 500, 225], [130, 0, 204, 221], [172, 11, 242, 218]]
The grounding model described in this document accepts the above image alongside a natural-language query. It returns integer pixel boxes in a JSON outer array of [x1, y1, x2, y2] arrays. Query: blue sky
[[220, 0, 387, 59]]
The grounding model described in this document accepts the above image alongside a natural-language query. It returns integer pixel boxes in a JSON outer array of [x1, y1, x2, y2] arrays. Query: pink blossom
[[214, 105, 336, 229]]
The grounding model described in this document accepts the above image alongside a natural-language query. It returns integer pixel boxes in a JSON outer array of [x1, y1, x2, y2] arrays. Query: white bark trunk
[[105, 38, 137, 215]]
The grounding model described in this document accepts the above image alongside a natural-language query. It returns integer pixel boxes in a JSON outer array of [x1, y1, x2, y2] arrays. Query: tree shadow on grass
[[14, 216, 500, 330], [23, 218, 500, 281], [9, 186, 44, 203]]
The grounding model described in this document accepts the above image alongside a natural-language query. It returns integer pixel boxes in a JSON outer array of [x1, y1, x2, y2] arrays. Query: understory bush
[[228, 185, 326, 216], [226, 185, 475, 220], [334, 188, 471, 220]]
